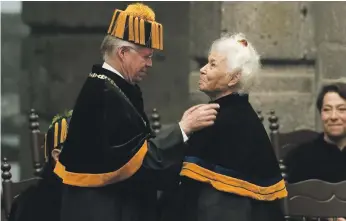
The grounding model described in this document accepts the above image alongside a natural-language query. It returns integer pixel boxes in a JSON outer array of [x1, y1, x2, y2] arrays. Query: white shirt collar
[[102, 62, 124, 79]]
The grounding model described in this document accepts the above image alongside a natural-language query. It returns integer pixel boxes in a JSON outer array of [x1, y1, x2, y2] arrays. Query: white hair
[[100, 35, 139, 61], [210, 33, 261, 93]]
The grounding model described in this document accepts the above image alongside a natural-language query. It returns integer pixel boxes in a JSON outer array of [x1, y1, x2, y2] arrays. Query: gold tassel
[[155, 23, 160, 49], [113, 12, 127, 39], [128, 15, 134, 41], [151, 22, 157, 49], [134, 17, 139, 43], [158, 24, 163, 50], [139, 19, 145, 45], [60, 118, 67, 143], [107, 9, 118, 34], [54, 122, 59, 148]]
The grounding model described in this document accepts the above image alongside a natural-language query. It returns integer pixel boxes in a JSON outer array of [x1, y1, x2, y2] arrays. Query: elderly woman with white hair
[[168, 33, 288, 221]]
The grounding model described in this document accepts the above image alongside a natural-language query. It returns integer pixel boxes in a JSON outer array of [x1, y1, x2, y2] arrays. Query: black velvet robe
[[285, 133, 346, 183], [8, 165, 62, 221], [56, 64, 185, 221], [169, 93, 286, 221], [8, 112, 72, 221]]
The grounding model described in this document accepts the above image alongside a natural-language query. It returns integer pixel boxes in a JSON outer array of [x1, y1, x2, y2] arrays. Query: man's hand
[[179, 103, 220, 136]]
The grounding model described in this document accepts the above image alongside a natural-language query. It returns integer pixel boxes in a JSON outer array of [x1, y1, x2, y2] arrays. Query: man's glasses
[[125, 46, 153, 62]]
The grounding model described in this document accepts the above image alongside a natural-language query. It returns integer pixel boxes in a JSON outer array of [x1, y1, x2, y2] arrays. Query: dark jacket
[[9, 165, 62, 221], [57, 64, 186, 221], [182, 93, 287, 200], [285, 133, 346, 183], [171, 93, 286, 221]]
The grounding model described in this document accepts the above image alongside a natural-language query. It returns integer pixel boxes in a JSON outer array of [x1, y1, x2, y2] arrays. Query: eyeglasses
[[126, 46, 153, 62]]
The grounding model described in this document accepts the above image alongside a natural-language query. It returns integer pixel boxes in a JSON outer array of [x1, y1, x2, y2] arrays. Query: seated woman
[[176, 33, 287, 221], [9, 110, 73, 221], [285, 82, 346, 221], [285, 82, 346, 184]]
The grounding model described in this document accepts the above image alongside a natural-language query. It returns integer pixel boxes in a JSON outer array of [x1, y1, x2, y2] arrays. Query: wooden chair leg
[[1, 158, 13, 219], [29, 109, 43, 176]]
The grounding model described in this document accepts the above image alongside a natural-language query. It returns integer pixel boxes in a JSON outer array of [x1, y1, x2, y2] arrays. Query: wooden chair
[[268, 110, 319, 159], [257, 110, 264, 123], [150, 108, 164, 199], [1, 158, 42, 220], [150, 108, 162, 136], [29, 109, 46, 177], [267, 110, 319, 179], [283, 180, 346, 220]]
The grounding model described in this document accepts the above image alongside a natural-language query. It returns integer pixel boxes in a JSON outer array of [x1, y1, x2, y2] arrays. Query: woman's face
[[199, 52, 233, 95], [321, 91, 346, 139]]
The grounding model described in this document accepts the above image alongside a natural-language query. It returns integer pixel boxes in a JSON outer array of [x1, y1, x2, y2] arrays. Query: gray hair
[[100, 35, 139, 61], [210, 33, 261, 93]]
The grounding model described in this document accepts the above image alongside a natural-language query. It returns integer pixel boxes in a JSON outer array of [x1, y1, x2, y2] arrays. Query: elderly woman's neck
[[209, 90, 236, 101]]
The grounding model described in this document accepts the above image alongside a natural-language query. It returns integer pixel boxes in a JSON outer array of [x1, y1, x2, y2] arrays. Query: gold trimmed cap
[[107, 3, 163, 50], [44, 110, 73, 162]]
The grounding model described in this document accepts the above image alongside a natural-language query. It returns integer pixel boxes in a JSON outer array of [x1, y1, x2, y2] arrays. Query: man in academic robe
[[54, 3, 219, 221], [9, 111, 72, 221]]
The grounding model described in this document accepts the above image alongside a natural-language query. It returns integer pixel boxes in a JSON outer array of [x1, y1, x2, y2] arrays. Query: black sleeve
[[8, 187, 37, 221], [103, 82, 186, 189], [284, 147, 308, 183], [103, 78, 186, 167], [142, 124, 186, 190], [143, 124, 186, 170]]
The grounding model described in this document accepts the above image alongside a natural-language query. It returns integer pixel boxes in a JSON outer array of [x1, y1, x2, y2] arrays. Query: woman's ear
[[228, 71, 241, 87], [51, 149, 61, 162]]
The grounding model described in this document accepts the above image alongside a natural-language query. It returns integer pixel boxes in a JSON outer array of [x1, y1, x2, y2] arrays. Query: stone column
[[313, 2, 346, 129]]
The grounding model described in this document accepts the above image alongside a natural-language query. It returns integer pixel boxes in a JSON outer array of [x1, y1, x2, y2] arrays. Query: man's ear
[[228, 71, 241, 87], [117, 47, 130, 60], [51, 149, 61, 162]]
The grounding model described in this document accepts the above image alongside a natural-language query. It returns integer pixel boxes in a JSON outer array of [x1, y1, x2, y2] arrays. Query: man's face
[[321, 92, 346, 139], [199, 52, 234, 95], [122, 46, 153, 84]]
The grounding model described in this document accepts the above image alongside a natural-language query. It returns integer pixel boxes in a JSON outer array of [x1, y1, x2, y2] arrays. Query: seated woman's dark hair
[[316, 82, 346, 112]]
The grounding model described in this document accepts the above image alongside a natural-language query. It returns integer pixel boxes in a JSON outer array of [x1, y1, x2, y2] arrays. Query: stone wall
[[221, 2, 315, 60], [313, 2, 346, 129], [188, 2, 346, 133]]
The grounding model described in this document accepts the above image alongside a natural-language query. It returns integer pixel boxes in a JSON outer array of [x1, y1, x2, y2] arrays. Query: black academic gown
[[285, 134, 346, 183], [165, 93, 286, 221], [56, 64, 185, 221], [285, 136, 346, 221], [9, 165, 62, 221]]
